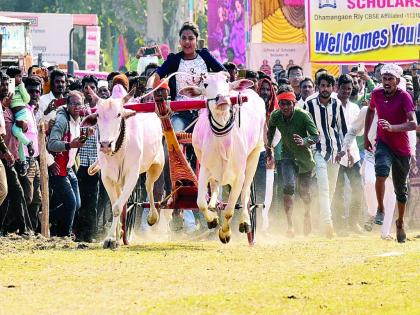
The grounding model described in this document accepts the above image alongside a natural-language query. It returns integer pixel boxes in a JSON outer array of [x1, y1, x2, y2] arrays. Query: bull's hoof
[[239, 222, 250, 234], [103, 239, 119, 250], [147, 212, 159, 226], [207, 217, 219, 229], [218, 228, 231, 244]]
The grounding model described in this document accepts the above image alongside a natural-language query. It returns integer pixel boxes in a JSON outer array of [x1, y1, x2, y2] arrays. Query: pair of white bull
[[82, 72, 265, 248]]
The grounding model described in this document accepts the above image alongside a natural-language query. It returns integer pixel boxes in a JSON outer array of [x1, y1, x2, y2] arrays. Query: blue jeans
[[49, 168, 81, 236], [314, 152, 340, 225]]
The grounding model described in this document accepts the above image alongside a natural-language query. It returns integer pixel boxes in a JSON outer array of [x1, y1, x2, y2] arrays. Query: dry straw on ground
[[0, 232, 419, 314]]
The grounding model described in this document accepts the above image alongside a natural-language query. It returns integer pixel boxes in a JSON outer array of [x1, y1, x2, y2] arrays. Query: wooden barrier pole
[[38, 122, 49, 237]]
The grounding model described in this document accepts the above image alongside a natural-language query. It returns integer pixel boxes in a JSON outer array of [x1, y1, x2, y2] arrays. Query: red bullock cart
[[120, 89, 261, 245]]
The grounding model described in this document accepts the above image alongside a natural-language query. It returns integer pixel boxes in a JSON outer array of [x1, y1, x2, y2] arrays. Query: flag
[[112, 34, 129, 71]]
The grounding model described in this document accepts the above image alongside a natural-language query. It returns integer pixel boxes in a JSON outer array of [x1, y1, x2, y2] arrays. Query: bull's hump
[[97, 99, 122, 112]]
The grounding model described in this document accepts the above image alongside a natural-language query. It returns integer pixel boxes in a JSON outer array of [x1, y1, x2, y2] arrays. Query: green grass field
[[0, 232, 419, 315]]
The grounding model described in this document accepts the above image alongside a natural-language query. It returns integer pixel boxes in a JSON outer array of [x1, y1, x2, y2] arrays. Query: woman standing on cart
[[151, 21, 226, 128], [150, 21, 226, 234]]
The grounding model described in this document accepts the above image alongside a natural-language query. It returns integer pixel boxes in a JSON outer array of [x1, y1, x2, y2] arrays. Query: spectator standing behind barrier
[[37, 70, 67, 125], [47, 91, 86, 237], [5, 67, 34, 177], [303, 73, 348, 238], [0, 87, 14, 207], [364, 64, 417, 243], [74, 75, 100, 243], [0, 73, 31, 235], [18, 76, 43, 232], [332, 74, 363, 235]]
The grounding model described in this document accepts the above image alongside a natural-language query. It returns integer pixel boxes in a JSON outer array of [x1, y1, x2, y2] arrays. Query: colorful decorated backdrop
[[208, 0, 247, 66], [251, 0, 339, 77], [306, 0, 420, 64]]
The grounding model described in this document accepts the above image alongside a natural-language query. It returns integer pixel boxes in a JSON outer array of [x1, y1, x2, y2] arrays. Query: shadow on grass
[[122, 243, 207, 252]]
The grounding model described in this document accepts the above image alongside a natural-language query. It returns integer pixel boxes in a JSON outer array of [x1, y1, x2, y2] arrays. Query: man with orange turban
[[266, 91, 319, 237]]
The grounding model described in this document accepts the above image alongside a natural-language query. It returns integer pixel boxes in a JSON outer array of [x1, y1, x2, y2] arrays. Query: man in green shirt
[[266, 91, 319, 237]]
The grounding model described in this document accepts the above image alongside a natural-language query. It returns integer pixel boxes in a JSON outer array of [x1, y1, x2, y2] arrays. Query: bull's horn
[[87, 86, 100, 105], [122, 87, 136, 104], [88, 160, 100, 176]]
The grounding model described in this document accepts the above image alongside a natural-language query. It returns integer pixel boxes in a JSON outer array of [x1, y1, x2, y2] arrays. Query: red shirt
[[370, 87, 415, 156]]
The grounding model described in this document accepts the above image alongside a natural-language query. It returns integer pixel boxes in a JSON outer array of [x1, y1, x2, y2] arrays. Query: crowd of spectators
[[0, 21, 419, 243]]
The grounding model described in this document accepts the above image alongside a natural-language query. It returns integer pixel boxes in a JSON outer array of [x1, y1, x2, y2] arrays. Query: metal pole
[[37, 53, 43, 66], [0, 34, 2, 67], [67, 28, 75, 76], [69, 28, 75, 60]]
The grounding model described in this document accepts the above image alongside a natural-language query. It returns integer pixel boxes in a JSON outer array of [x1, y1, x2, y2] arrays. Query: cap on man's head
[[98, 80, 108, 89], [380, 64, 403, 78], [112, 74, 129, 91], [277, 91, 296, 102]]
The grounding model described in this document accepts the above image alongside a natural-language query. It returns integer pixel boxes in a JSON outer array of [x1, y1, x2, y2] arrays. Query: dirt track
[[1, 232, 419, 314]]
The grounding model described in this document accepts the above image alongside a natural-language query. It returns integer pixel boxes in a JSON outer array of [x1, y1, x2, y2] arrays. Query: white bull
[[82, 89, 164, 249], [180, 72, 265, 243]]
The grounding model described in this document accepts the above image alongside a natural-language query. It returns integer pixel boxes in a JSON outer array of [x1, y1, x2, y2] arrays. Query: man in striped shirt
[[303, 73, 348, 238], [75, 75, 100, 242]]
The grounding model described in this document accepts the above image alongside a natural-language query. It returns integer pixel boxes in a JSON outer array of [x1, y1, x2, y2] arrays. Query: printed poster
[[306, 0, 420, 63]]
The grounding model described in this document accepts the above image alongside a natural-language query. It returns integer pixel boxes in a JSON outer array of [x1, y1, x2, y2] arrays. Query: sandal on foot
[[374, 210, 384, 225], [364, 216, 375, 231]]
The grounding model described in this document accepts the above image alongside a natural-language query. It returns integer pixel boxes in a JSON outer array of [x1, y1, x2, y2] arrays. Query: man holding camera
[[74, 75, 99, 242], [37, 69, 67, 126]]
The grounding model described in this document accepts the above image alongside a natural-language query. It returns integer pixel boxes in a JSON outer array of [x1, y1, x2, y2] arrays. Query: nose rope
[[99, 118, 126, 156], [111, 118, 126, 156]]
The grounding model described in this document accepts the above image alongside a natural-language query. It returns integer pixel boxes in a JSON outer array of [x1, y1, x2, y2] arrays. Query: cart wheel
[[121, 178, 142, 245], [247, 180, 257, 246]]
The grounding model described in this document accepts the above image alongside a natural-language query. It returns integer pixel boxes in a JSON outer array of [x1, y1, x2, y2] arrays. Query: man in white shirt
[[37, 69, 67, 125], [332, 74, 363, 234], [303, 73, 348, 238], [297, 77, 315, 108]]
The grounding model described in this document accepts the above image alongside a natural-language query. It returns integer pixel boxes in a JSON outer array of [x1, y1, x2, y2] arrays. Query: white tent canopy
[[0, 16, 30, 24]]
